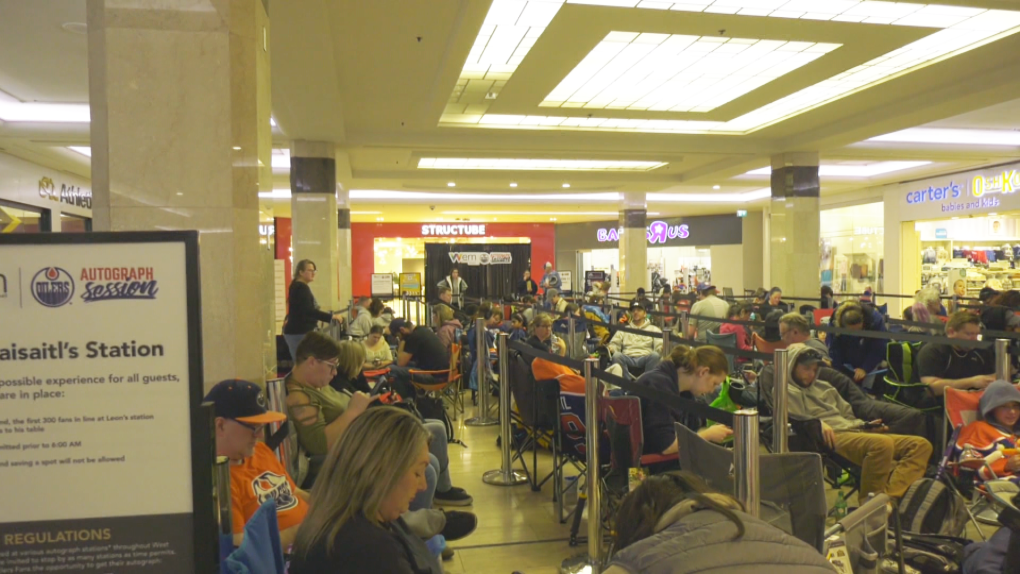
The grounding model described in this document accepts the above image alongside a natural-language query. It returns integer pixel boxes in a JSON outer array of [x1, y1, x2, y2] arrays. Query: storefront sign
[[421, 224, 486, 236], [854, 227, 883, 236], [972, 170, 1020, 198], [448, 252, 512, 266], [0, 231, 213, 573], [560, 271, 572, 293], [38, 176, 92, 210], [935, 228, 948, 239], [596, 221, 690, 244], [371, 273, 395, 297]]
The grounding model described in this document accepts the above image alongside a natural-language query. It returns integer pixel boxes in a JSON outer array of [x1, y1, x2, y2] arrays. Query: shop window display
[[916, 216, 1019, 297], [820, 203, 884, 294]]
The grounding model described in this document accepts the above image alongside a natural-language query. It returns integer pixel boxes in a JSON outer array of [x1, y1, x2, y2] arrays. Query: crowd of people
[[225, 259, 1019, 572]]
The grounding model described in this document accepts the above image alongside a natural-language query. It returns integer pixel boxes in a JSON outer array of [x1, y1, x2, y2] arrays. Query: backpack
[[882, 341, 940, 411], [898, 477, 969, 537], [892, 532, 969, 574], [414, 393, 460, 446]]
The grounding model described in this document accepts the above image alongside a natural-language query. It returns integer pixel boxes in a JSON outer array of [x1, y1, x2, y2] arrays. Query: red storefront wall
[[351, 222, 556, 298], [273, 219, 556, 299]]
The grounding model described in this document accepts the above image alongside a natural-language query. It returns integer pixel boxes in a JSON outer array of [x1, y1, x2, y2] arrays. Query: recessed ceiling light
[[232, 146, 241, 150], [509, 182, 518, 187], [449, 0, 1020, 135], [713, 185, 721, 190], [550, 217, 558, 221], [562, 183, 571, 188], [989, 212, 998, 216], [176, 192, 183, 196], [868, 128, 1020, 146], [447, 182, 456, 187], [376, 217, 385, 221], [745, 161, 931, 177], [418, 158, 666, 171], [68, 146, 92, 158]]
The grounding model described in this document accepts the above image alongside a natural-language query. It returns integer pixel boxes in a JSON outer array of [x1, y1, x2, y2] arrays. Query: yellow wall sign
[[972, 170, 1020, 197], [399, 272, 422, 296]]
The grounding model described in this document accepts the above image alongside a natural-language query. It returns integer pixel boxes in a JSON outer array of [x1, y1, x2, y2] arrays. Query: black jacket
[[289, 514, 441, 574], [284, 281, 332, 335], [633, 361, 701, 455]]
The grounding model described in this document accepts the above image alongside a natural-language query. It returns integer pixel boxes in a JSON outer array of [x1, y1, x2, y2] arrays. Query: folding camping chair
[[507, 351, 560, 492], [705, 330, 737, 375], [675, 422, 829, 551]]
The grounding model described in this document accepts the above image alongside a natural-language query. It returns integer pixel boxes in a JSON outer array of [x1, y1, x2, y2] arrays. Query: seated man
[[919, 311, 997, 397], [769, 344, 932, 502], [956, 380, 1020, 484], [609, 300, 662, 380], [389, 318, 452, 398], [207, 379, 476, 556], [779, 312, 830, 361], [546, 288, 567, 314], [349, 296, 374, 339], [828, 301, 887, 384]]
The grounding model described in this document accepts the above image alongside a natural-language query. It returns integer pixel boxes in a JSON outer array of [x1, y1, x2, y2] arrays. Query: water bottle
[[834, 491, 848, 520]]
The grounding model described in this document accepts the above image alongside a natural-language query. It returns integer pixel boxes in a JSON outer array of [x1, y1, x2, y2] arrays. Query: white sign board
[[560, 270, 572, 293], [371, 273, 394, 297], [0, 231, 212, 573], [448, 252, 512, 266]]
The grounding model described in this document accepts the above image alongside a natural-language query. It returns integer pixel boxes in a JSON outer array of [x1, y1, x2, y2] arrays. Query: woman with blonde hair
[[289, 407, 442, 573], [329, 339, 371, 394], [604, 472, 835, 574]]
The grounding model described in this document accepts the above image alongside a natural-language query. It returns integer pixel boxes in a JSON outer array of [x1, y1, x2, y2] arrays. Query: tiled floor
[[441, 413, 588, 574]]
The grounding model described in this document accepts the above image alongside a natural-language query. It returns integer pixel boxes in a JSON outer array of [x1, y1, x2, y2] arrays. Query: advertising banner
[[399, 272, 422, 297], [371, 273, 394, 297], [584, 270, 606, 294], [447, 252, 512, 266], [559, 270, 572, 294], [0, 231, 214, 573]]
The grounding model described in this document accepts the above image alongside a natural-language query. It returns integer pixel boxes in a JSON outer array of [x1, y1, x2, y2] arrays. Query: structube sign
[[0, 232, 213, 573]]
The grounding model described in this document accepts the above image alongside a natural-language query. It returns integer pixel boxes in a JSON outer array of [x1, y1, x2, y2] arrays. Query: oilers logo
[[252, 472, 298, 511], [31, 267, 75, 308]]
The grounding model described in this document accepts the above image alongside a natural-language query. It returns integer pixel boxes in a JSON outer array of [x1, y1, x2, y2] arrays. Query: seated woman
[[434, 304, 462, 351], [633, 345, 733, 456], [289, 407, 444, 574], [719, 303, 752, 358], [956, 380, 1020, 484], [287, 332, 472, 506], [329, 340, 372, 395], [526, 314, 565, 357], [827, 301, 887, 384], [362, 325, 394, 371], [604, 472, 837, 574]]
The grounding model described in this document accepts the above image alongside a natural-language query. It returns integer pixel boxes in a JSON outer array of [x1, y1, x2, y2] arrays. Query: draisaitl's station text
[[0, 342, 164, 361]]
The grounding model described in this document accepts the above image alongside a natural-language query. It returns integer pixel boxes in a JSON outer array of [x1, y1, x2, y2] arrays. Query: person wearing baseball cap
[[684, 282, 728, 342], [205, 379, 308, 548], [608, 298, 662, 381]]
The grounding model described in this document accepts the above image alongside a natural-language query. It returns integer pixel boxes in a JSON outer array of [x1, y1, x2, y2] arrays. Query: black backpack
[[898, 477, 969, 537], [893, 532, 969, 574]]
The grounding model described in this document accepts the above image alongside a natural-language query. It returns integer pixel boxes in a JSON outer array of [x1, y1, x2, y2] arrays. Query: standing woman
[[289, 407, 442, 574], [517, 270, 538, 298], [284, 260, 345, 361]]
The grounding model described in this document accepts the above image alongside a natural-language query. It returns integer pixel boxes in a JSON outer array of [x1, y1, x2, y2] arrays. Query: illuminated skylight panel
[[745, 161, 931, 177], [462, 0, 564, 79], [868, 129, 1020, 146], [542, 33, 840, 111], [418, 158, 666, 170]]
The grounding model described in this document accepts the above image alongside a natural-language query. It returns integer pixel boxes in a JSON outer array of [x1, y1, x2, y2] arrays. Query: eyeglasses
[[318, 358, 339, 373], [230, 419, 265, 435]]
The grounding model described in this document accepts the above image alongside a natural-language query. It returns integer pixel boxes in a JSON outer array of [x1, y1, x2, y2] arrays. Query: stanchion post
[[733, 408, 760, 518], [427, 303, 435, 329], [484, 333, 528, 486], [680, 311, 690, 340], [610, 307, 619, 325], [568, 316, 576, 358], [662, 328, 672, 356], [347, 298, 355, 324], [772, 349, 789, 454], [996, 339, 1010, 381], [265, 379, 291, 468], [584, 357, 602, 571], [214, 455, 232, 536], [466, 317, 498, 426]]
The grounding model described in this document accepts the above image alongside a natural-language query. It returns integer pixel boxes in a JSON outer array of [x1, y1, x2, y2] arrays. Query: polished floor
[[441, 414, 584, 574]]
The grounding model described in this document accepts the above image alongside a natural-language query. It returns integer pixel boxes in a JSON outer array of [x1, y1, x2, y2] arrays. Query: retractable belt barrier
[[507, 340, 736, 428]]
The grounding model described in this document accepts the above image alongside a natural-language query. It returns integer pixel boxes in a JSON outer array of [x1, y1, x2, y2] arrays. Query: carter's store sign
[[904, 170, 1020, 214]]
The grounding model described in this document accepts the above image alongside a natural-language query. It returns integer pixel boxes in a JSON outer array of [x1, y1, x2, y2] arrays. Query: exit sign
[[736, 210, 747, 218]]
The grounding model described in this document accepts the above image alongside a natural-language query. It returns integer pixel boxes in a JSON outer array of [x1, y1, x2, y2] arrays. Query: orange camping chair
[[410, 342, 462, 394], [752, 332, 788, 357]]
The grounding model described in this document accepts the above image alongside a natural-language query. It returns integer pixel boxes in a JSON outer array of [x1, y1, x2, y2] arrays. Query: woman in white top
[[362, 325, 394, 370]]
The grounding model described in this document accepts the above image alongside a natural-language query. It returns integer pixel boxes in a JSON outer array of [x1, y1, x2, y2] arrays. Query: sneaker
[[435, 486, 473, 507], [441, 510, 477, 541]]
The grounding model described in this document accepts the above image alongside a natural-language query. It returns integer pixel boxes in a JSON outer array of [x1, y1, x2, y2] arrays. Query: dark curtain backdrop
[[425, 243, 531, 302]]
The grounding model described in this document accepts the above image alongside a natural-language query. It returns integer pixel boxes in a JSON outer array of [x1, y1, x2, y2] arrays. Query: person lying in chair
[[609, 300, 663, 381], [956, 380, 1020, 484], [768, 344, 932, 503]]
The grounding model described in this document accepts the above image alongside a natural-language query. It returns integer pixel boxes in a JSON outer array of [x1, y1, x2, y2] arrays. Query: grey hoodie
[[977, 380, 1020, 433], [782, 343, 865, 432]]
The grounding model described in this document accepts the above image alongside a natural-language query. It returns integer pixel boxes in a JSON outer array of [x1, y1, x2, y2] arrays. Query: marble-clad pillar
[[290, 141, 340, 309], [87, 0, 274, 386], [618, 192, 648, 296], [769, 152, 821, 299]]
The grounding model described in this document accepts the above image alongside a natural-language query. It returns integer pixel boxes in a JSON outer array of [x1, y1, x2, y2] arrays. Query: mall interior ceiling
[[2, 0, 1020, 223]]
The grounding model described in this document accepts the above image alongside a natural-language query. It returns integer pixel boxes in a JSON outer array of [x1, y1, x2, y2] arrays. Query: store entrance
[[424, 243, 531, 304], [915, 213, 1020, 296]]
